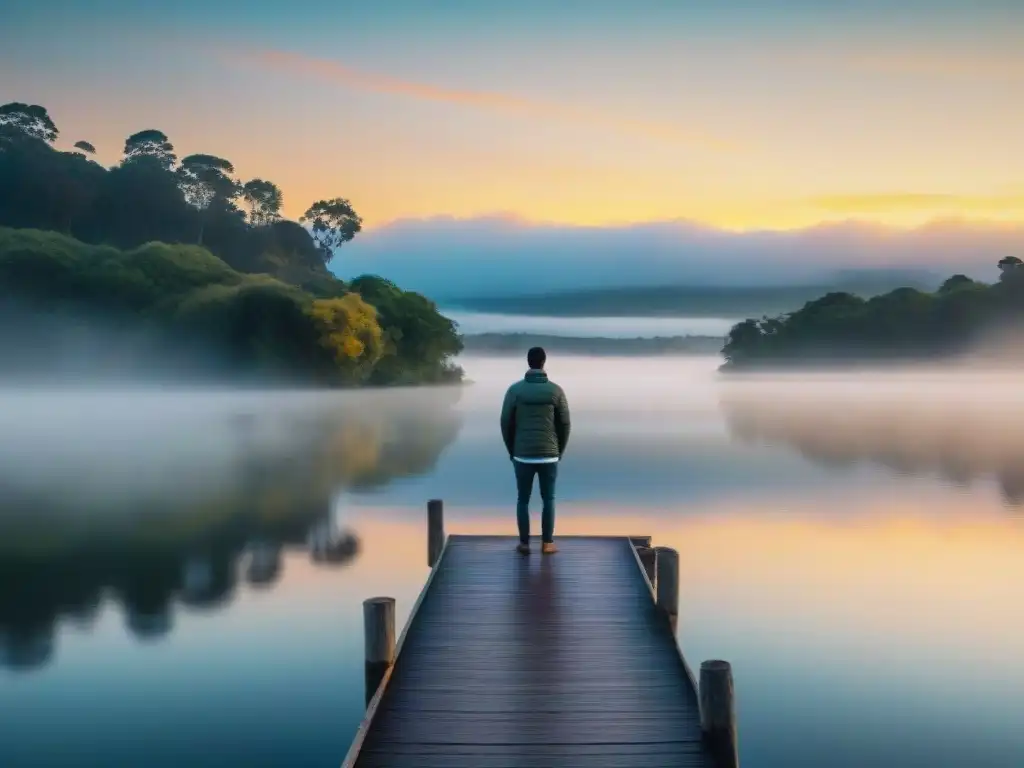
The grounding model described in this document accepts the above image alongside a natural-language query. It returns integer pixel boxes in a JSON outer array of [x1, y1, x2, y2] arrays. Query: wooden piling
[[636, 545, 657, 592], [654, 546, 679, 626], [427, 499, 444, 568], [363, 597, 395, 706], [699, 659, 738, 768]]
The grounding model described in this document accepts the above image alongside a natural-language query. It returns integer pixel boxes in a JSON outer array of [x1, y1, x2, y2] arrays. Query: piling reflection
[[0, 388, 462, 671], [721, 385, 1024, 507]]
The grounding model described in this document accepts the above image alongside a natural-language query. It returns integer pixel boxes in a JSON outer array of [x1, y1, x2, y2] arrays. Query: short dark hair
[[527, 346, 546, 369]]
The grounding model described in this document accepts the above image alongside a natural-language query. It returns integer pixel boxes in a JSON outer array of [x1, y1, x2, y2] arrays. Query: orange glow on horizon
[[270, 179, 1024, 232]]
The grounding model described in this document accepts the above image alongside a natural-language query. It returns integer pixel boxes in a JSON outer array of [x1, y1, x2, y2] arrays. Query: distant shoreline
[[460, 333, 723, 356], [446, 276, 935, 319]]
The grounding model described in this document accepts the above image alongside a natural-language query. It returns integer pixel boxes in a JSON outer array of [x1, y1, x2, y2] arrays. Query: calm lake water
[[2, 355, 1023, 768]]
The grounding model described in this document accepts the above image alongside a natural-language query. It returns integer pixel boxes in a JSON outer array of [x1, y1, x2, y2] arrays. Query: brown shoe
[[542, 541, 558, 555], [516, 542, 531, 555]]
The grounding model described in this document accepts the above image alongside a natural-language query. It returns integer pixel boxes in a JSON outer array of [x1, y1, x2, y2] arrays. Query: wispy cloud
[[809, 192, 1024, 214], [232, 48, 736, 153]]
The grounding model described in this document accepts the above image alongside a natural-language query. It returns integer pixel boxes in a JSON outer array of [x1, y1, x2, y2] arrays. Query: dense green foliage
[[0, 102, 462, 384], [721, 260, 1024, 369], [0, 227, 353, 382], [350, 275, 463, 383]]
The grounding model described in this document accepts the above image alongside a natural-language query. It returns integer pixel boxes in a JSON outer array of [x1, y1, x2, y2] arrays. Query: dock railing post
[[654, 546, 679, 629], [636, 546, 657, 593], [700, 659, 739, 768], [363, 596, 396, 707], [427, 499, 444, 568]]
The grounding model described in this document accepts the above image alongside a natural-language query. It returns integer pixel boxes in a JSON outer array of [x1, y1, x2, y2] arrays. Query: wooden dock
[[343, 503, 738, 768]]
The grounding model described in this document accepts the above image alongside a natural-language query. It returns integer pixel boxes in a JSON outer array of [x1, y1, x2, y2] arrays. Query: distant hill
[[461, 333, 723, 356], [448, 273, 938, 318]]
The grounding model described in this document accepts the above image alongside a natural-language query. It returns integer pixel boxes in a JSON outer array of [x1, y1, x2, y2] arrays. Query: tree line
[[722, 258, 1024, 370], [0, 101, 357, 268], [0, 102, 462, 385]]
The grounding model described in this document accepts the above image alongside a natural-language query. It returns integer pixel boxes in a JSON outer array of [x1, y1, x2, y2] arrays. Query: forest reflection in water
[[720, 370, 1024, 507], [0, 386, 463, 672]]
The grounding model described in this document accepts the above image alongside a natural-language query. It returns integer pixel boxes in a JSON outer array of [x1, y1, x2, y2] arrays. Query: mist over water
[[1, 354, 1023, 767], [0, 303, 251, 387], [0, 386, 461, 515], [719, 367, 1024, 502]]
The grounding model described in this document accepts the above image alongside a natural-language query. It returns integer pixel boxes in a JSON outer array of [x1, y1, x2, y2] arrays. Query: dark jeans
[[514, 460, 558, 544]]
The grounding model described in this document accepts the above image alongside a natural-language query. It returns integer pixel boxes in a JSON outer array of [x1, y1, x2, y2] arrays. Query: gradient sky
[[3, 0, 1024, 230]]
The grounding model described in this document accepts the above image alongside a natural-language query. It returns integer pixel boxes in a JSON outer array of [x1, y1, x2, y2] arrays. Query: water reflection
[[0, 387, 462, 672], [720, 378, 1024, 507]]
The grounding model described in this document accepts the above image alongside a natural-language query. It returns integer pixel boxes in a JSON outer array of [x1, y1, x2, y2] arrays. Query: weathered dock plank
[[345, 535, 719, 768]]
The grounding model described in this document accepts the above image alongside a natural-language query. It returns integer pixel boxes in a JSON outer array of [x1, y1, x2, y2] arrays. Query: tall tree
[[123, 129, 176, 170], [0, 103, 58, 145], [84, 160, 195, 247], [50, 151, 105, 234], [177, 154, 240, 245], [300, 198, 362, 264], [997, 256, 1024, 289], [0, 134, 95, 233], [938, 274, 976, 293], [241, 179, 283, 227], [72, 140, 96, 155], [998, 256, 1023, 274]]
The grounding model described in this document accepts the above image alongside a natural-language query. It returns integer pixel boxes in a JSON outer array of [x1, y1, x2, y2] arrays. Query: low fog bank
[[458, 354, 724, 417], [460, 354, 1024, 418], [720, 322, 1024, 375], [720, 366, 1024, 504], [337, 216, 1019, 296], [8, 350, 1024, 528], [958, 321, 1024, 366], [0, 385, 463, 527], [462, 353, 1024, 506], [0, 302, 264, 387], [718, 360, 1024, 408], [719, 367, 1024, 405]]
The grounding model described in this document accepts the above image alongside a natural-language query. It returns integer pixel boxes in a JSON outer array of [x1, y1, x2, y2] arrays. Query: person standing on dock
[[500, 346, 571, 555]]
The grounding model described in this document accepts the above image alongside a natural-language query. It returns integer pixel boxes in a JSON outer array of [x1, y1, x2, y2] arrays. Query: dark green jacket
[[500, 369, 571, 459]]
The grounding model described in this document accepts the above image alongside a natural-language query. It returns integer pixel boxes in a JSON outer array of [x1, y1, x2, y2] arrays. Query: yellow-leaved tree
[[308, 293, 384, 383]]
